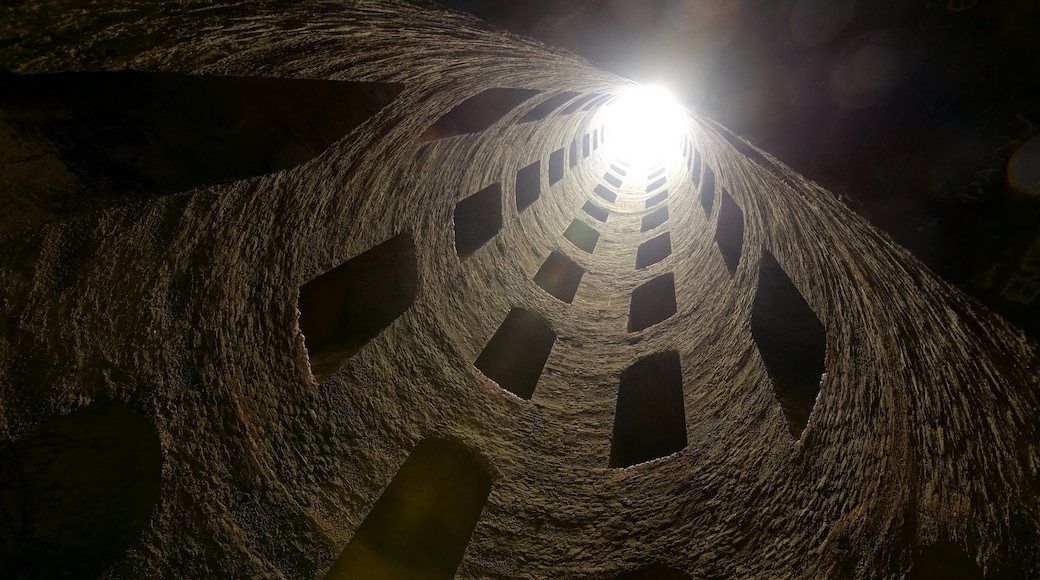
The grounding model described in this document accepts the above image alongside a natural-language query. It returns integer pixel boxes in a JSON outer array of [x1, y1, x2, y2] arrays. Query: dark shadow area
[[692, 151, 702, 185], [648, 167, 665, 180], [636, 232, 671, 269], [569, 140, 578, 168], [583, 94, 612, 112], [645, 190, 668, 208], [0, 401, 162, 579], [700, 166, 715, 216], [604, 173, 623, 188], [534, 251, 585, 303], [454, 183, 503, 257], [519, 91, 580, 122], [646, 176, 666, 192], [583, 133, 591, 157], [595, 184, 618, 203], [751, 251, 827, 439], [614, 564, 692, 579], [609, 351, 687, 468], [905, 542, 983, 580], [715, 189, 744, 275], [593, 129, 600, 150], [298, 234, 418, 382], [629, 273, 677, 331], [325, 439, 491, 580], [516, 161, 540, 211], [560, 93, 600, 115], [416, 87, 539, 142], [474, 308, 557, 399], [564, 219, 600, 253], [610, 164, 627, 176], [583, 201, 609, 223], [641, 206, 669, 232], [549, 148, 565, 185], [0, 71, 403, 228]]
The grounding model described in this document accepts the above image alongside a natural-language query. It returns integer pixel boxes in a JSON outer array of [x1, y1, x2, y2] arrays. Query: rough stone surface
[[0, 1, 1038, 579]]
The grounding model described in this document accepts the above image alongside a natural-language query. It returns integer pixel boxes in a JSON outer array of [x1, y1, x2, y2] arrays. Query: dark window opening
[[700, 166, 715, 216], [715, 189, 744, 275], [582, 94, 613, 111], [534, 251, 585, 303], [610, 164, 627, 176], [648, 167, 665, 180], [416, 87, 540, 142], [751, 251, 826, 440], [454, 183, 502, 257], [604, 173, 623, 188], [299, 234, 418, 382], [609, 351, 687, 468], [519, 91, 580, 122], [583, 133, 591, 158], [569, 140, 578, 168], [583, 202, 609, 223], [629, 273, 677, 331], [0, 71, 403, 228], [474, 308, 557, 399], [641, 206, 669, 232], [593, 129, 599, 150], [645, 190, 668, 208], [692, 150, 702, 184], [561, 93, 601, 115], [516, 162, 540, 211], [615, 565, 691, 580], [905, 542, 984, 580], [549, 148, 565, 185], [595, 184, 618, 203], [324, 439, 491, 580], [636, 232, 671, 269], [646, 176, 666, 192], [617, 158, 630, 167], [564, 219, 600, 253], [0, 402, 162, 580]]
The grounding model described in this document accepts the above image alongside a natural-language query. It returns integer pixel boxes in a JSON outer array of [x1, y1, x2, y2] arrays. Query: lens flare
[[596, 85, 686, 170]]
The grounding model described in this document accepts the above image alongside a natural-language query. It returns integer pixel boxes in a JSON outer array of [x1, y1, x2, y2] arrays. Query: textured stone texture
[[0, 1, 1038, 578]]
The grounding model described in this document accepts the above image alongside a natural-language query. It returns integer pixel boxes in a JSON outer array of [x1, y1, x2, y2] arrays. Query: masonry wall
[[0, 1, 1038, 579]]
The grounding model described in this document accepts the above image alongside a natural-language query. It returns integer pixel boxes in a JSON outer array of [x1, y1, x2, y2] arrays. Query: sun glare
[[597, 85, 686, 171]]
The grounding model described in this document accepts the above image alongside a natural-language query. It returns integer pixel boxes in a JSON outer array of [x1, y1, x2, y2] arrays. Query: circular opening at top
[[595, 85, 687, 173]]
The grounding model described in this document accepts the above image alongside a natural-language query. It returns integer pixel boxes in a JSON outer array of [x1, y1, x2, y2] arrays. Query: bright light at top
[[597, 85, 686, 170]]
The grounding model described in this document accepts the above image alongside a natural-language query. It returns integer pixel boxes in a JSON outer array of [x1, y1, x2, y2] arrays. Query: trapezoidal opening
[[715, 189, 744, 275], [569, 140, 578, 168], [474, 308, 557, 399], [636, 232, 671, 269], [751, 250, 826, 439], [700, 166, 716, 216], [564, 219, 600, 253], [604, 173, 622, 188], [298, 234, 418, 382], [515, 161, 540, 211], [324, 439, 491, 580], [629, 273, 677, 331], [0, 401, 162, 579], [641, 206, 669, 233], [519, 91, 580, 122], [609, 351, 687, 468], [595, 184, 618, 203], [583, 202, 609, 223], [645, 190, 668, 208], [549, 148, 565, 185], [416, 87, 540, 143], [454, 183, 503, 257], [534, 251, 585, 303]]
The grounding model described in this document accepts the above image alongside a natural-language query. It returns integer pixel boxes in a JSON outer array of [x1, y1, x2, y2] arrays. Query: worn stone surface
[[0, 1, 1038, 578]]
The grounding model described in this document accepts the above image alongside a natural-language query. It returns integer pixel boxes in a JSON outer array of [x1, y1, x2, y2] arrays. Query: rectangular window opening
[[629, 273, 677, 331], [583, 133, 591, 158], [519, 91, 581, 123], [604, 173, 623, 188], [561, 93, 601, 115], [515, 161, 540, 211], [609, 351, 687, 468], [455, 183, 503, 257], [636, 232, 671, 269], [751, 251, 827, 440], [534, 251, 585, 303], [298, 234, 418, 382], [648, 167, 665, 180], [595, 184, 618, 203], [645, 190, 668, 208], [641, 205, 669, 233], [549, 148, 565, 185], [325, 439, 491, 580], [474, 308, 557, 399], [563, 219, 600, 253], [569, 140, 578, 168], [692, 151, 702, 184], [582, 201, 609, 223], [646, 176, 666, 193], [416, 87, 540, 143], [610, 164, 627, 176], [700, 166, 715, 216], [715, 189, 744, 275]]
